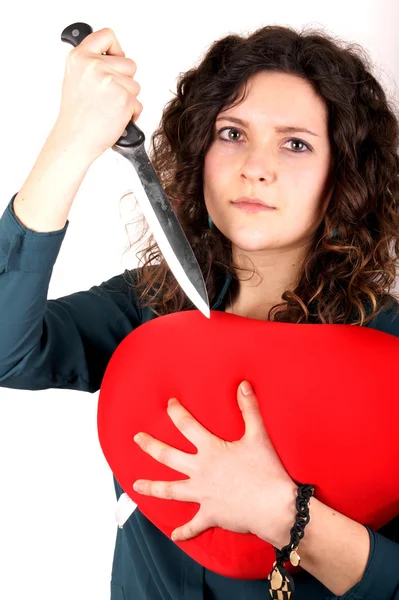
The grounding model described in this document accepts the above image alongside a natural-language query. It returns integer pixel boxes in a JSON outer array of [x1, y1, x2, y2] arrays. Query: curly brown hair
[[122, 23, 399, 325]]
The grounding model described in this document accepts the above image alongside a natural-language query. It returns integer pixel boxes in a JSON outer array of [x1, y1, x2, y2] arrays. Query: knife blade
[[60, 22, 210, 318]]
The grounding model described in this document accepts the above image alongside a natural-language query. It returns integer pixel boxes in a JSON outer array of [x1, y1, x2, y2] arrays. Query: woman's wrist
[[283, 494, 370, 596], [253, 485, 370, 596], [253, 480, 299, 549]]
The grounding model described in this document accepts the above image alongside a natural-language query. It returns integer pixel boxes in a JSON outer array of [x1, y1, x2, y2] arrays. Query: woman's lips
[[232, 202, 276, 212]]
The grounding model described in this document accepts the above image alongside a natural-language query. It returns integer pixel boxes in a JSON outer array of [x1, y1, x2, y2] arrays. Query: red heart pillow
[[97, 310, 399, 580]]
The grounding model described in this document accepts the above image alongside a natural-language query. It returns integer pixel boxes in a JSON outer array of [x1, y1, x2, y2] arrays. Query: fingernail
[[240, 381, 253, 396]]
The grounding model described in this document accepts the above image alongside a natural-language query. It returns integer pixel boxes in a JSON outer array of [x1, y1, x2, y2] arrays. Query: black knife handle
[[60, 22, 145, 149]]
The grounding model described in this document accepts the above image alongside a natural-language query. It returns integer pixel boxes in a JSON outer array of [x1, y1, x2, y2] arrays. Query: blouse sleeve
[[0, 193, 142, 393]]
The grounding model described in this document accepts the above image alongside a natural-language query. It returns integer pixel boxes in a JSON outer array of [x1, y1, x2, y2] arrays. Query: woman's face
[[203, 71, 333, 254]]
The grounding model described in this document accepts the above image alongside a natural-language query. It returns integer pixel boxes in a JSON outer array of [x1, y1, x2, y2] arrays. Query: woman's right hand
[[55, 27, 143, 163]]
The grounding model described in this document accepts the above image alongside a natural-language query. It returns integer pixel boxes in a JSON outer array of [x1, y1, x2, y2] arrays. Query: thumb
[[238, 381, 267, 441]]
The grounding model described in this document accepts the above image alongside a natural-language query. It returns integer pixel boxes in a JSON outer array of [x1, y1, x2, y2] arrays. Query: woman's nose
[[240, 147, 277, 182]]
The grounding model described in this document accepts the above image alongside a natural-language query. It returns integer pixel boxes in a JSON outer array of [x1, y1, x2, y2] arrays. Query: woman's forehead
[[217, 72, 328, 133]]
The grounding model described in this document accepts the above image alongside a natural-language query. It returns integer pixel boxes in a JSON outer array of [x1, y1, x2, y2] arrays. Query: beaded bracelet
[[267, 483, 314, 599]]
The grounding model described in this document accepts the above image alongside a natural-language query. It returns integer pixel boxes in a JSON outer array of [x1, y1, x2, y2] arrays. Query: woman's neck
[[224, 293, 280, 321], [226, 243, 308, 320]]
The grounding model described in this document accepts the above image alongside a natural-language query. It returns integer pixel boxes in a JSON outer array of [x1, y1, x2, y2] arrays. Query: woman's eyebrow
[[215, 115, 319, 137]]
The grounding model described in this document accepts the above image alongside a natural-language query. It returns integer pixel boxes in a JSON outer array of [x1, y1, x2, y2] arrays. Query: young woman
[[1, 23, 398, 600]]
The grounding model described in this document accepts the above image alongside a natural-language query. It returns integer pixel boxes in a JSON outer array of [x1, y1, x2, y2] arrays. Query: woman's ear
[[321, 185, 334, 215], [320, 168, 335, 216]]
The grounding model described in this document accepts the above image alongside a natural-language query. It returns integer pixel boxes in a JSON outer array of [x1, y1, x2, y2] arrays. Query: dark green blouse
[[0, 193, 398, 600]]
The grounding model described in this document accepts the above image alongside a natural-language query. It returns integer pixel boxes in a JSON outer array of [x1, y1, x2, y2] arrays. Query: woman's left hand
[[132, 380, 297, 546]]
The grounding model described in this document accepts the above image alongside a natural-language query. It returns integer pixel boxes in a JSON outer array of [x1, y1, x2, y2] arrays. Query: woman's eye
[[216, 127, 311, 153], [284, 139, 311, 153], [217, 127, 243, 143]]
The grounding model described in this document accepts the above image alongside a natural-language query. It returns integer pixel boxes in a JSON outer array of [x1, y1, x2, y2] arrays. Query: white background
[[0, 1, 398, 598]]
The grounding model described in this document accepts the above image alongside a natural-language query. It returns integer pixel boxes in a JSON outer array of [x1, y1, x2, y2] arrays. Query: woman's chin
[[229, 235, 277, 252]]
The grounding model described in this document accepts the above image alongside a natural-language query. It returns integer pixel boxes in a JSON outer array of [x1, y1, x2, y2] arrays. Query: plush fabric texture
[[97, 310, 399, 579]]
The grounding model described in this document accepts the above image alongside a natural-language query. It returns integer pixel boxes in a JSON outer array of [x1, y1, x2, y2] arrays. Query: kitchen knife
[[61, 22, 210, 318]]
